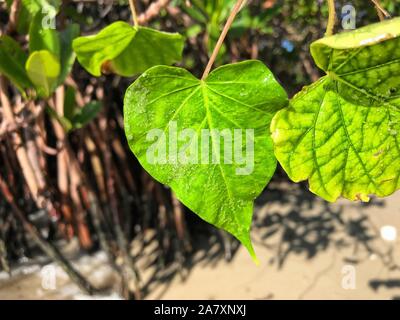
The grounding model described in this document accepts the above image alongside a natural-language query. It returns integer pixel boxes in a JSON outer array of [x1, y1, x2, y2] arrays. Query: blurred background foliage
[[60, 0, 400, 94]]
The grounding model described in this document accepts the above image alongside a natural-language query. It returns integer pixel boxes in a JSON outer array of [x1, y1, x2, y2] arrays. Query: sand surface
[[1, 182, 400, 300]]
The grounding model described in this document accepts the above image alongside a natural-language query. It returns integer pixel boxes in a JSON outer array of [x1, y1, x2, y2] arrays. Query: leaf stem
[[325, 0, 336, 37], [201, 0, 245, 80], [128, 0, 139, 26], [370, 0, 391, 21]]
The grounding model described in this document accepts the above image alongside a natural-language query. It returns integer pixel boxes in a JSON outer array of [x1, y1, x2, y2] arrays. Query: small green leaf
[[72, 21, 184, 77], [124, 60, 288, 260], [16, 2, 33, 35], [46, 106, 72, 132], [186, 24, 202, 38], [58, 24, 80, 85], [0, 36, 32, 93], [29, 11, 60, 57], [271, 18, 400, 202], [26, 50, 60, 97], [71, 101, 102, 128]]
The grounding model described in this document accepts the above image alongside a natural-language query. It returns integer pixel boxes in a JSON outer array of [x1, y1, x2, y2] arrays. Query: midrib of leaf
[[201, 81, 243, 236], [310, 87, 330, 197], [205, 85, 270, 115], [338, 58, 400, 76], [150, 85, 201, 161], [327, 48, 334, 71], [182, 117, 208, 154], [201, 83, 235, 211], [334, 82, 381, 193], [332, 47, 362, 73], [359, 106, 371, 151]]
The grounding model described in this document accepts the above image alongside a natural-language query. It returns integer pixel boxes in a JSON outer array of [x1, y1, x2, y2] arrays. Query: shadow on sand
[[141, 172, 400, 298]]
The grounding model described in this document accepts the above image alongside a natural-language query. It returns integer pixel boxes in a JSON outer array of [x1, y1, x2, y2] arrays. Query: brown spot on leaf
[[373, 149, 384, 157], [101, 60, 115, 75]]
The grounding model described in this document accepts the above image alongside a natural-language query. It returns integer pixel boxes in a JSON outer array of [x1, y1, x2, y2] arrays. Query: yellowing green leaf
[[271, 18, 400, 202], [26, 50, 60, 97]]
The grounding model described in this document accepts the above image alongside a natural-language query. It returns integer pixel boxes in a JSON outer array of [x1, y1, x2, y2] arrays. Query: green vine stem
[[325, 0, 336, 37], [201, 0, 246, 80], [128, 0, 139, 26]]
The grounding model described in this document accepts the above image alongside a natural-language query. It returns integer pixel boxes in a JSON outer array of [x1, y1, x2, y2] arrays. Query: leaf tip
[[237, 232, 259, 265], [247, 245, 260, 266]]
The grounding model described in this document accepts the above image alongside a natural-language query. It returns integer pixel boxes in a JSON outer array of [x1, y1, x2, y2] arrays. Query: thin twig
[[371, 0, 391, 21], [128, 0, 139, 26], [325, 0, 336, 37], [0, 105, 45, 141], [54, 86, 75, 238], [138, 0, 170, 24], [0, 237, 10, 274], [22, 102, 47, 194], [0, 77, 40, 202], [5, 0, 21, 34], [48, 93, 93, 249], [201, 0, 246, 80], [93, 120, 142, 299]]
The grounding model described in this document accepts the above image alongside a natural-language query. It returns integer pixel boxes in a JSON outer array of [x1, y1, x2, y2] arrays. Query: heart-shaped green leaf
[[271, 18, 400, 202], [124, 60, 288, 260], [72, 21, 184, 77], [0, 35, 32, 93], [26, 50, 60, 97]]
